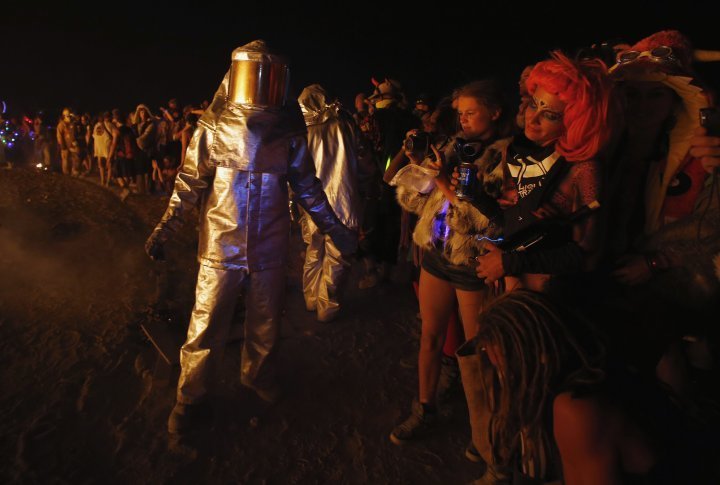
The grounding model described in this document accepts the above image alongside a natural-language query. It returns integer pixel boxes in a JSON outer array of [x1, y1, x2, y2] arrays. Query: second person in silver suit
[[298, 84, 374, 322]]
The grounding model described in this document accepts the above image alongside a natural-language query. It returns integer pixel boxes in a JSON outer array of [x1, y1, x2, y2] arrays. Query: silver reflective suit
[[148, 42, 356, 403], [298, 85, 363, 321]]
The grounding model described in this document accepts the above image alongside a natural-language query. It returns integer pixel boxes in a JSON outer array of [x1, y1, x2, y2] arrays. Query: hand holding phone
[[692, 108, 720, 173], [700, 107, 720, 136]]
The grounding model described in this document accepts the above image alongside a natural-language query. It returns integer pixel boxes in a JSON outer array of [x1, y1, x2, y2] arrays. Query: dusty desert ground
[[0, 168, 487, 484]]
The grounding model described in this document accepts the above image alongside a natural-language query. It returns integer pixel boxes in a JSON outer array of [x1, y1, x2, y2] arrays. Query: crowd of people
[[1, 98, 207, 200], [4, 29, 720, 483]]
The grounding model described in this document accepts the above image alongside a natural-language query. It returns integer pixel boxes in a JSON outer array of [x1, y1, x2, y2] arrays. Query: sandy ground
[[0, 168, 486, 484]]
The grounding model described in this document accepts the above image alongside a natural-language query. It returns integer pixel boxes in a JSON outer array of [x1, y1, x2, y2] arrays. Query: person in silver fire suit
[[144, 41, 358, 434], [297, 84, 373, 322]]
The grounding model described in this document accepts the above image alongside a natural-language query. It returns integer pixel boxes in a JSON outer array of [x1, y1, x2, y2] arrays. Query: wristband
[[644, 252, 661, 274]]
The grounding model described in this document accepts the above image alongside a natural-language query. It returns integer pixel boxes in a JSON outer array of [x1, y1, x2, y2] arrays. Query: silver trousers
[[301, 214, 351, 322], [176, 263, 285, 404]]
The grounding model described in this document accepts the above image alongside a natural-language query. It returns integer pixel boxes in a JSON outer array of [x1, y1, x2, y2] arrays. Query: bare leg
[[456, 286, 489, 340], [98, 157, 106, 186], [417, 269, 456, 405], [105, 158, 113, 186]]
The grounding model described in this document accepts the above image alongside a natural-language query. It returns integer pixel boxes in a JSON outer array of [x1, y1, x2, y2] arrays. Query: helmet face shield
[[229, 60, 289, 107], [228, 41, 289, 108]]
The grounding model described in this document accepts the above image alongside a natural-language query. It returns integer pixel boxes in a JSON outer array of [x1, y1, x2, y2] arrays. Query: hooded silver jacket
[[298, 85, 363, 230], [152, 73, 350, 271]]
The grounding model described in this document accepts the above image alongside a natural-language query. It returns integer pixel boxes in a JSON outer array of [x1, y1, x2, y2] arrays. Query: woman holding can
[[389, 80, 512, 445]]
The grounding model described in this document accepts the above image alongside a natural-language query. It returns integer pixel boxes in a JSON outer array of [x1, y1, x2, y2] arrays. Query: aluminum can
[[455, 162, 478, 200]]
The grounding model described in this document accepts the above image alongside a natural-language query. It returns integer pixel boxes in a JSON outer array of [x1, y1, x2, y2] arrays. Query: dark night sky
[[2, 0, 718, 120]]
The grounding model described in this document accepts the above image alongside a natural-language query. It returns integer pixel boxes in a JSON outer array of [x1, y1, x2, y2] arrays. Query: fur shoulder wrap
[[396, 137, 510, 266]]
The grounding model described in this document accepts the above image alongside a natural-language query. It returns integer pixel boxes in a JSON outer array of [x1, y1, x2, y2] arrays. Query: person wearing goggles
[[604, 30, 719, 421], [607, 30, 715, 284], [614, 45, 682, 69]]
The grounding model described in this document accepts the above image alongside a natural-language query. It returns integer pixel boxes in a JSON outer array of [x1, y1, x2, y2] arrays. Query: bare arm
[[136, 121, 156, 151], [172, 119, 185, 141], [383, 128, 425, 184], [383, 148, 410, 184], [161, 108, 174, 123], [56, 123, 65, 149], [553, 393, 622, 485], [428, 144, 458, 204], [107, 126, 119, 164]]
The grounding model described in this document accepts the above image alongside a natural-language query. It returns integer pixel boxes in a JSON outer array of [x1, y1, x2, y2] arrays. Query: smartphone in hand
[[700, 107, 720, 136]]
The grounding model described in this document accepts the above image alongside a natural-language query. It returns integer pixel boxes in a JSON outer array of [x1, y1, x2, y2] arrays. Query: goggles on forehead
[[615, 45, 681, 68]]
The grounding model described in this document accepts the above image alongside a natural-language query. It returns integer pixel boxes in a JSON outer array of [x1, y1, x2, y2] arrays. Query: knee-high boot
[[456, 338, 511, 484]]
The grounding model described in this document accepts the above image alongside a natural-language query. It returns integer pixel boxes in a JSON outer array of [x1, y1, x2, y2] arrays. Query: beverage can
[[455, 162, 478, 200]]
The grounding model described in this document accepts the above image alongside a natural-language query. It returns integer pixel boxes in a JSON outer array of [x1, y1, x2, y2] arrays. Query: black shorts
[[114, 157, 134, 178], [421, 247, 485, 291]]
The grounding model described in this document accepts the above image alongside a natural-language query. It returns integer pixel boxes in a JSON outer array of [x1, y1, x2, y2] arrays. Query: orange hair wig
[[526, 51, 612, 162]]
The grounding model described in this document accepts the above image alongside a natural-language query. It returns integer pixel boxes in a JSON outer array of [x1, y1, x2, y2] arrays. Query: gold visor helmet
[[229, 40, 290, 108]]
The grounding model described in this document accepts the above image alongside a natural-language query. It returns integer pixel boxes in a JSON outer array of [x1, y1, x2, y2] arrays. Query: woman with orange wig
[[474, 51, 613, 292]]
